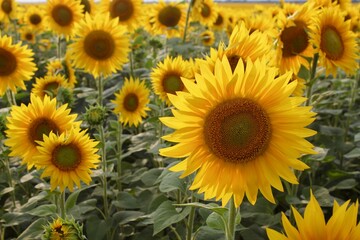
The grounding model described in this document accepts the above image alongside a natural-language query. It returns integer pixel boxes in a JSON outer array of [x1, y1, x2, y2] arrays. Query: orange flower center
[[84, 30, 115, 60], [158, 6, 181, 27], [51, 4, 73, 27], [123, 93, 139, 112], [320, 26, 344, 60]]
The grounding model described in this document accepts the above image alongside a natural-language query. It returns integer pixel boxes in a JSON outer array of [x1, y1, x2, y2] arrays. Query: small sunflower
[[200, 30, 215, 46], [46, 56, 77, 88], [310, 6, 359, 76], [5, 95, 80, 169], [69, 13, 130, 78], [149, 1, 186, 38], [35, 129, 100, 192], [151, 55, 194, 105], [160, 56, 316, 207], [24, 6, 44, 31], [211, 7, 228, 31], [100, 0, 142, 32], [0, 0, 16, 23], [32, 74, 69, 99], [267, 191, 360, 239], [43, 217, 86, 240], [20, 27, 36, 44], [0, 35, 37, 96], [192, 0, 218, 27], [45, 0, 84, 37], [112, 77, 150, 127]]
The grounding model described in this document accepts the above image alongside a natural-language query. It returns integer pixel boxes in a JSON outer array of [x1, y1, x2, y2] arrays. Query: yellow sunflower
[[0, 0, 16, 23], [112, 77, 150, 127], [0, 35, 37, 96], [46, 55, 77, 88], [100, 0, 142, 32], [159, 56, 316, 207], [267, 191, 360, 239], [69, 13, 130, 78], [310, 6, 359, 77], [200, 30, 215, 46], [45, 0, 84, 37], [211, 7, 227, 31], [24, 6, 44, 31], [43, 217, 85, 240], [80, 0, 96, 16], [275, 2, 317, 75], [149, 1, 186, 38], [151, 55, 194, 105], [243, 12, 278, 42], [5, 94, 80, 169], [192, 0, 218, 27], [20, 27, 36, 44], [35, 129, 100, 192], [32, 74, 69, 99]]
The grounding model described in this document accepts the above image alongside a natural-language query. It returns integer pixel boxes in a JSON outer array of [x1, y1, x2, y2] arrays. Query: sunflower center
[[1, 0, 12, 14], [214, 14, 223, 26], [123, 93, 139, 112], [52, 144, 81, 171], [80, 0, 91, 14], [0, 48, 17, 76], [25, 33, 33, 41], [163, 74, 184, 94], [51, 4, 73, 27], [281, 21, 309, 57], [203, 98, 271, 163], [158, 6, 181, 27], [28, 117, 60, 145], [84, 30, 115, 60], [110, 0, 134, 21], [202, 33, 211, 43], [30, 14, 42, 25], [54, 226, 64, 234], [201, 3, 211, 18], [320, 26, 344, 60], [44, 82, 59, 95]]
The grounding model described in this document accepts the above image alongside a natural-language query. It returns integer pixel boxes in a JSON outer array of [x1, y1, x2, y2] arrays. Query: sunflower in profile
[[192, 0, 218, 27], [112, 77, 150, 127], [310, 6, 359, 77], [43, 217, 85, 240], [0, 0, 16, 23], [0, 35, 37, 96], [20, 27, 36, 44], [46, 55, 77, 88], [267, 191, 360, 239], [100, 0, 142, 32], [35, 129, 100, 192], [149, 1, 186, 38], [200, 30, 215, 46], [32, 74, 69, 99], [24, 6, 44, 31], [45, 0, 83, 37], [80, 0, 96, 16], [151, 55, 194, 105], [160, 56, 316, 207], [5, 95, 80, 169], [69, 13, 130, 78], [275, 2, 316, 75]]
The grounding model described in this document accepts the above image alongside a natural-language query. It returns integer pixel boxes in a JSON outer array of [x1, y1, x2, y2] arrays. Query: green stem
[[6, 89, 16, 106], [306, 53, 319, 106], [169, 225, 182, 240], [59, 191, 66, 219], [158, 101, 164, 168], [4, 156, 15, 209], [344, 74, 358, 139], [186, 195, 196, 240], [182, 1, 193, 43], [99, 125, 109, 220], [130, 50, 134, 78], [116, 121, 123, 192], [57, 36, 62, 59], [226, 197, 237, 240], [97, 75, 104, 106]]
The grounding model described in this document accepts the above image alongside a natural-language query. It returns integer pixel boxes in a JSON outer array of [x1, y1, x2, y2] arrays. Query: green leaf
[[159, 171, 186, 193], [329, 179, 358, 191], [20, 170, 36, 183], [344, 148, 360, 159], [113, 211, 145, 225], [151, 200, 191, 235], [141, 168, 163, 186], [27, 204, 57, 217], [174, 202, 227, 216], [354, 133, 360, 142], [17, 218, 47, 240], [206, 212, 226, 231], [112, 192, 140, 209], [65, 184, 96, 212], [0, 187, 14, 196], [86, 216, 110, 240], [2, 212, 31, 226], [194, 226, 225, 240], [319, 125, 344, 136]]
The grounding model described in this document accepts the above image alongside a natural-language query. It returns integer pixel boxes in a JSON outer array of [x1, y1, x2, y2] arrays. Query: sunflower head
[[85, 105, 107, 126], [200, 30, 215, 46], [32, 74, 69, 99], [0, 0, 16, 23], [25, 6, 44, 30], [42, 217, 86, 240]]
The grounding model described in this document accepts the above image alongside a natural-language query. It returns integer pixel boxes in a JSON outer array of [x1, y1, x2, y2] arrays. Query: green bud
[[84, 105, 107, 126], [42, 217, 86, 240]]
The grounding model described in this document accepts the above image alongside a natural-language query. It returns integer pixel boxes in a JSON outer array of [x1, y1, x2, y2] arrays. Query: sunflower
[[0, 35, 37, 96], [43, 217, 86, 240], [35, 129, 100, 192], [45, 0, 84, 37], [200, 30, 215, 46], [80, 0, 96, 16], [211, 7, 227, 31], [20, 27, 36, 44], [192, 0, 218, 27], [267, 191, 360, 239], [149, 1, 186, 38], [159, 56, 316, 207], [46, 55, 77, 88], [275, 2, 317, 75], [24, 6, 44, 31], [100, 0, 142, 32], [5, 95, 80, 169], [0, 0, 16, 23], [69, 13, 130, 78], [243, 12, 278, 42], [32, 74, 69, 99], [310, 6, 359, 77], [151, 55, 194, 105], [112, 77, 150, 127]]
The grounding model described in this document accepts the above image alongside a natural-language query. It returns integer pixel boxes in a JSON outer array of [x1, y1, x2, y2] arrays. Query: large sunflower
[[69, 13, 130, 78], [267, 191, 360, 239], [112, 77, 150, 127], [0, 35, 37, 96], [310, 6, 359, 77], [159, 56, 316, 207], [24, 6, 44, 31], [45, 0, 83, 37], [35, 129, 100, 192], [191, 0, 218, 27], [275, 2, 317, 75], [0, 0, 16, 23], [5, 95, 80, 169], [32, 74, 69, 99], [100, 0, 142, 32], [149, 1, 186, 38], [151, 55, 193, 105]]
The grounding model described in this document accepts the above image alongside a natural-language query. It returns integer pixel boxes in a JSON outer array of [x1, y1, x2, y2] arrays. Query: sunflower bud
[[42, 217, 86, 240], [85, 105, 107, 126]]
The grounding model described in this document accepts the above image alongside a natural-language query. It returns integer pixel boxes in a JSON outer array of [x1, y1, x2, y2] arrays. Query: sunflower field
[[0, 0, 359, 239]]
